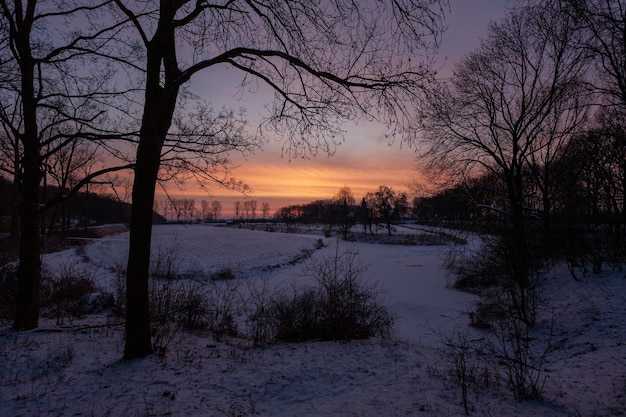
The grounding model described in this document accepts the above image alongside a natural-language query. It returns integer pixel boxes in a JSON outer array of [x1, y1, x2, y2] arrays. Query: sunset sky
[[163, 1, 509, 216]]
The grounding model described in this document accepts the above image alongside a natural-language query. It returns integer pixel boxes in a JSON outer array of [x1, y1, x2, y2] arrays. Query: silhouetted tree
[[365, 186, 407, 236], [201, 200, 210, 222], [233, 201, 241, 221], [421, 1, 588, 324], [335, 187, 356, 239], [210, 200, 222, 222], [261, 202, 271, 220], [0, 0, 134, 330]]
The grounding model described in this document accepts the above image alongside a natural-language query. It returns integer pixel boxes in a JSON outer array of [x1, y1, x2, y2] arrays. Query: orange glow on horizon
[[155, 143, 420, 217]]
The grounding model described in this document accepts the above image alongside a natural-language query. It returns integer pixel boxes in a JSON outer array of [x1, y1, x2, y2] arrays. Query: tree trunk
[[13, 159, 42, 330], [123, 107, 177, 358], [13, 20, 42, 330], [123, 11, 180, 357], [123, 135, 159, 359], [506, 171, 534, 325]]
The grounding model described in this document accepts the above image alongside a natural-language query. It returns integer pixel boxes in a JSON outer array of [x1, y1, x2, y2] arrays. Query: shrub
[[41, 263, 97, 325], [489, 315, 550, 401], [204, 280, 242, 340], [244, 278, 287, 344], [150, 240, 182, 280], [437, 323, 492, 415], [270, 287, 321, 342], [251, 245, 394, 343], [149, 276, 212, 355], [446, 235, 505, 292]]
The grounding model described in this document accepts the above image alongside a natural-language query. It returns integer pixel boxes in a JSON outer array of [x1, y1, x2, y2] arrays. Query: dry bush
[[244, 277, 282, 344], [446, 235, 505, 292], [204, 280, 243, 340], [149, 274, 212, 355], [110, 263, 127, 318], [489, 315, 550, 401], [250, 245, 394, 343], [41, 263, 97, 325], [436, 323, 492, 415], [269, 286, 321, 342]]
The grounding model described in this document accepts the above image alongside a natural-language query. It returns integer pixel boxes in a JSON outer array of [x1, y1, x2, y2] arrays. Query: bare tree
[[335, 186, 356, 239], [566, 0, 626, 263], [210, 200, 222, 221], [0, 0, 135, 330], [170, 199, 184, 223], [0, 131, 21, 240], [566, 0, 626, 108], [420, 1, 588, 324], [184, 198, 195, 222], [261, 201, 270, 220], [43, 137, 102, 233], [233, 201, 241, 220], [201, 199, 210, 222], [249, 200, 256, 220], [365, 186, 408, 236], [159, 198, 171, 223], [242, 200, 251, 221], [114, 0, 447, 358]]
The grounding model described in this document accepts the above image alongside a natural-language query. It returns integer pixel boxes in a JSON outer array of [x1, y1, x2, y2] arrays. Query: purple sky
[[168, 1, 510, 216]]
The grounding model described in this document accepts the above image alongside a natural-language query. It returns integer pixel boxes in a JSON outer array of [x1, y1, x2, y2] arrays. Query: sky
[[165, 1, 510, 217]]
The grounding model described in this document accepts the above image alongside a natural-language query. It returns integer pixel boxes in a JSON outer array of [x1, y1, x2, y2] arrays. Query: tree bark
[[14, 156, 42, 330], [123, 7, 180, 357], [506, 170, 534, 325], [13, 29, 42, 329], [123, 94, 179, 358], [123, 135, 159, 359]]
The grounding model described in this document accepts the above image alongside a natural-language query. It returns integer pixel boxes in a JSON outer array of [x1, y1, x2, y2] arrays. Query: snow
[[1, 224, 625, 416]]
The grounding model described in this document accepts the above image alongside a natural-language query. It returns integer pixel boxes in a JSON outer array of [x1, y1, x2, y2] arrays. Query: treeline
[[274, 186, 409, 237], [0, 176, 164, 234], [152, 198, 272, 223], [414, 121, 626, 274]]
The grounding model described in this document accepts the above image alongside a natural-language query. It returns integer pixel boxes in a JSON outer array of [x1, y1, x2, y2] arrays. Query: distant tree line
[[0, 176, 164, 233], [151, 198, 272, 223], [273, 186, 409, 237]]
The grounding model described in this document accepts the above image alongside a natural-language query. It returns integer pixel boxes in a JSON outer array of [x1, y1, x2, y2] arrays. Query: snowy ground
[[1, 224, 625, 416]]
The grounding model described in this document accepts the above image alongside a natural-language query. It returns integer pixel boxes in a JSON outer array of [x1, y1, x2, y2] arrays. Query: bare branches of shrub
[[436, 323, 491, 415], [446, 231, 554, 401], [41, 263, 97, 325], [249, 245, 394, 343], [109, 239, 393, 354]]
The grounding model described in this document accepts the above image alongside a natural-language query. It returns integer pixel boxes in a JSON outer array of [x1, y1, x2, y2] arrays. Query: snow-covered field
[[1, 224, 625, 416]]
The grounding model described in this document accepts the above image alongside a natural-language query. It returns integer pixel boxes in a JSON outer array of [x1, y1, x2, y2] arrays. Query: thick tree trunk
[[123, 133, 160, 359], [123, 10, 180, 357], [13, 120, 42, 330], [506, 172, 534, 325], [13, 21, 42, 330], [13, 159, 42, 330], [123, 101, 178, 358]]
